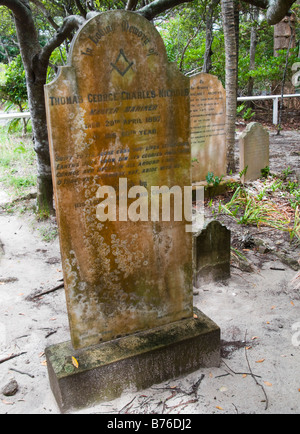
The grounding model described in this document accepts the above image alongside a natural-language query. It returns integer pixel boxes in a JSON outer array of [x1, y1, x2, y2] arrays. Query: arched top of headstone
[[47, 10, 183, 90]]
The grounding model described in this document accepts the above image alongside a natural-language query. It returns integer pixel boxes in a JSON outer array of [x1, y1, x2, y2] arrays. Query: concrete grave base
[[46, 308, 220, 413]]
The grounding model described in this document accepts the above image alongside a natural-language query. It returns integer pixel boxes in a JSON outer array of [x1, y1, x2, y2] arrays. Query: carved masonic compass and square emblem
[[111, 49, 134, 76]]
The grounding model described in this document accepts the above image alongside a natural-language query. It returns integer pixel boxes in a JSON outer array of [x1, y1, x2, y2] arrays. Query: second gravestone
[[190, 73, 226, 183], [44, 11, 220, 412]]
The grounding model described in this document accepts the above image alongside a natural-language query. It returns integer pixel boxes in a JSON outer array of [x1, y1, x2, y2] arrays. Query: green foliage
[[158, 4, 299, 95], [0, 129, 36, 198], [206, 172, 224, 187], [237, 103, 255, 121], [0, 55, 27, 107], [261, 166, 270, 179]]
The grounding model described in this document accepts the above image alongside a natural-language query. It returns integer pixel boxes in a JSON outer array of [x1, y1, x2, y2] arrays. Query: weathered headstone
[[190, 73, 226, 183], [193, 221, 231, 287], [44, 11, 220, 412], [239, 122, 270, 182]]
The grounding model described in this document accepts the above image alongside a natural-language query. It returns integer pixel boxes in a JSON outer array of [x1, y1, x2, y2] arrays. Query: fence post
[[273, 97, 279, 125]]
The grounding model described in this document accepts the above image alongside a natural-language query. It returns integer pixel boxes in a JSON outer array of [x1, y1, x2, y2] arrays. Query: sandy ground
[[0, 128, 299, 415], [0, 211, 299, 415]]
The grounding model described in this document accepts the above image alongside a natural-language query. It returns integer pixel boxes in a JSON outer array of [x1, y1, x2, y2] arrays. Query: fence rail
[[237, 94, 300, 125], [0, 112, 31, 120]]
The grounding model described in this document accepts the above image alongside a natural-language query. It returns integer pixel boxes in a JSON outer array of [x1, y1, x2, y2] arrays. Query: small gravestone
[[193, 221, 231, 287], [0, 239, 4, 262], [190, 73, 226, 183], [239, 122, 270, 182], [44, 11, 220, 413]]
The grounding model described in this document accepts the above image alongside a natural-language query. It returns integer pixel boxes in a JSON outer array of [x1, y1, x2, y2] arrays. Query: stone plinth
[[46, 307, 220, 413]]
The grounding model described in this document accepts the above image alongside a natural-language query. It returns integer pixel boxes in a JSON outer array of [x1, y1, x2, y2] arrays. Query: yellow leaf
[[251, 336, 259, 340], [216, 406, 224, 411], [242, 374, 247, 378], [291, 301, 295, 306], [255, 359, 265, 363], [264, 381, 272, 387], [72, 356, 79, 369]]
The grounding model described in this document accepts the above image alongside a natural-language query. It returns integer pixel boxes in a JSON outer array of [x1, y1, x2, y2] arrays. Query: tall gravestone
[[239, 122, 270, 182], [190, 73, 226, 183], [44, 11, 220, 413]]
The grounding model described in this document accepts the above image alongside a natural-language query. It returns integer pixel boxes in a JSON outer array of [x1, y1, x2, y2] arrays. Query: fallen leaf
[[40, 360, 47, 366], [255, 359, 265, 363], [242, 374, 247, 378], [251, 336, 259, 340], [266, 321, 270, 324], [271, 306, 276, 310], [193, 314, 198, 319], [246, 346, 252, 350], [264, 381, 272, 387], [216, 406, 224, 411], [291, 301, 295, 306], [2, 400, 14, 405], [72, 356, 79, 369]]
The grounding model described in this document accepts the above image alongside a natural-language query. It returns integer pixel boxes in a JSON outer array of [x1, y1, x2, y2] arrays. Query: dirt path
[[0, 127, 299, 414]]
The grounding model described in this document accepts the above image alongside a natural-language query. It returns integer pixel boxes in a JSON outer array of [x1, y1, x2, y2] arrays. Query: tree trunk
[[8, 0, 54, 214], [203, 0, 220, 74], [221, 0, 237, 174], [247, 6, 259, 97], [27, 72, 54, 214]]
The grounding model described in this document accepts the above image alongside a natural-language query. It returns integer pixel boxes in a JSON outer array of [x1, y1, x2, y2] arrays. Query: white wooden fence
[[237, 93, 300, 125], [0, 112, 31, 120]]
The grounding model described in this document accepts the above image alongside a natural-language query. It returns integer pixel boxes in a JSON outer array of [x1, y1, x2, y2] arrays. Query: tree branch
[[0, 0, 30, 19], [241, 0, 296, 25], [75, 0, 87, 18], [126, 0, 139, 11], [138, 0, 193, 21], [29, 0, 59, 30], [39, 15, 85, 67], [179, 22, 202, 72]]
